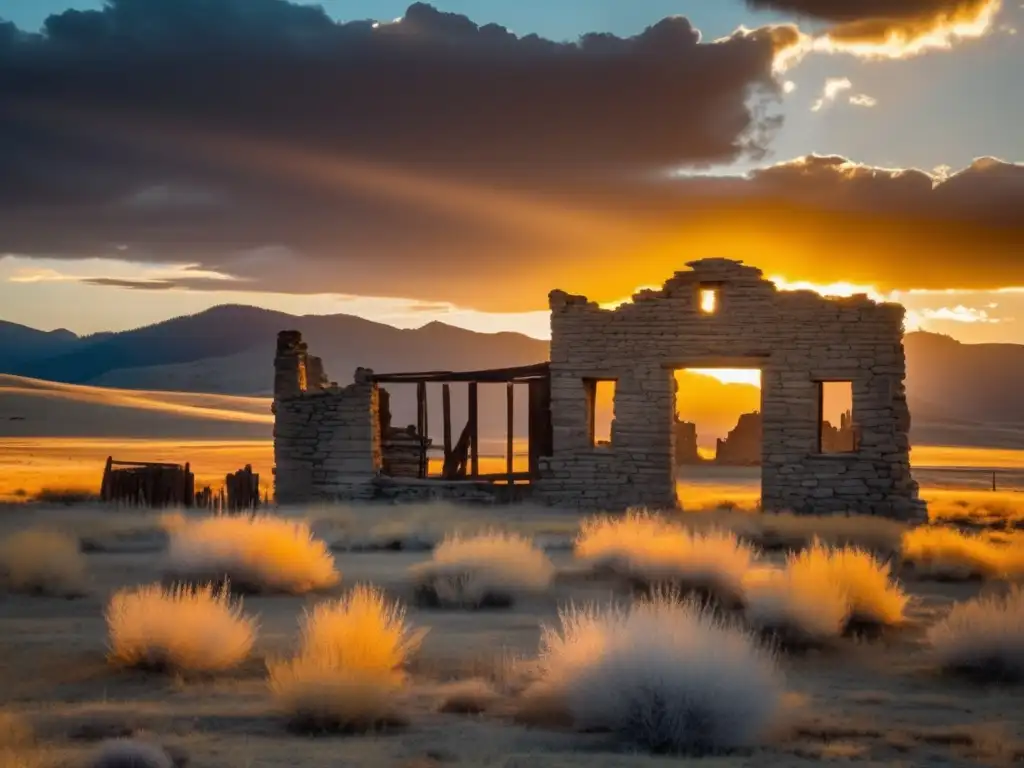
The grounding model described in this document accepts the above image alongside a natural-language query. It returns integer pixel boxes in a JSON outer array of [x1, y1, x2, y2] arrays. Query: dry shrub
[[680, 509, 905, 556], [435, 678, 502, 714], [900, 526, 1023, 581], [267, 584, 426, 733], [106, 583, 257, 673], [785, 541, 908, 629], [86, 739, 173, 768], [409, 530, 554, 609], [165, 514, 339, 594], [575, 510, 756, 606], [742, 565, 849, 647], [925, 489, 1024, 526], [33, 487, 98, 505], [524, 590, 784, 754], [927, 586, 1024, 680], [0, 528, 88, 597], [0, 712, 44, 768]]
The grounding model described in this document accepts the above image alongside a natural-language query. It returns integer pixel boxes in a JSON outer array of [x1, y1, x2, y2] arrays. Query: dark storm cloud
[[746, 0, 1000, 58], [745, 0, 993, 23], [0, 1, 1019, 310]]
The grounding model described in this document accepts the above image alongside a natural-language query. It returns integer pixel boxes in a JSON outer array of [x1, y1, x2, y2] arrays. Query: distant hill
[[0, 320, 80, 368], [2, 305, 1024, 446]]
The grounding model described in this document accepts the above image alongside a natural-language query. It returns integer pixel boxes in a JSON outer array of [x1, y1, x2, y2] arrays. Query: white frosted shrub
[[742, 565, 850, 646], [575, 511, 756, 606], [528, 590, 784, 754], [927, 586, 1024, 680], [409, 530, 555, 608], [106, 583, 256, 672], [268, 584, 426, 732], [165, 514, 339, 594], [0, 528, 88, 597], [787, 540, 907, 628]]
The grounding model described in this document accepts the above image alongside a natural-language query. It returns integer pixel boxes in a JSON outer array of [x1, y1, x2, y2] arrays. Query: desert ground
[[5, 375, 1024, 767], [4, 495, 1024, 768]]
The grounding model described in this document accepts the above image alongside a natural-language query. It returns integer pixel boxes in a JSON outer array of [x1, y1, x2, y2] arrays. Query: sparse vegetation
[[680, 508, 906, 556], [409, 530, 555, 608], [33, 487, 99, 505], [900, 525, 1024, 581], [105, 582, 257, 673], [927, 585, 1024, 681], [524, 590, 784, 754], [267, 584, 426, 733], [165, 514, 340, 594], [742, 564, 850, 647], [575, 510, 756, 606], [0, 527, 88, 597], [786, 540, 909, 629]]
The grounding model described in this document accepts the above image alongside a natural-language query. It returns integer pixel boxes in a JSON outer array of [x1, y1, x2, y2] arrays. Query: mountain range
[[2, 304, 1023, 448]]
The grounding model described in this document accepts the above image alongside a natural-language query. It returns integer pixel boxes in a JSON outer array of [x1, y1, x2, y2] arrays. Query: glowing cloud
[[811, 77, 853, 111], [849, 93, 878, 107], [759, 0, 1003, 66]]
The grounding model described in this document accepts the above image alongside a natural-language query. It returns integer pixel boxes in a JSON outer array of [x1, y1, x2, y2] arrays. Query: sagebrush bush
[[106, 582, 257, 672], [267, 584, 426, 732], [0, 528, 88, 597], [786, 540, 908, 628], [742, 565, 850, 647], [165, 514, 339, 594], [86, 739, 174, 768], [900, 526, 1017, 581], [409, 530, 555, 608], [575, 511, 756, 606], [927, 586, 1024, 680], [526, 590, 784, 754]]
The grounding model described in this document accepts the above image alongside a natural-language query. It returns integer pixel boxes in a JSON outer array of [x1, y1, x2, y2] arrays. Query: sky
[[0, 0, 1021, 353]]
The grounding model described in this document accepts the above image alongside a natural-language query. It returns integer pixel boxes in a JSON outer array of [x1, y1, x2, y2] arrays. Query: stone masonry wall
[[534, 258, 925, 521], [273, 330, 381, 504]]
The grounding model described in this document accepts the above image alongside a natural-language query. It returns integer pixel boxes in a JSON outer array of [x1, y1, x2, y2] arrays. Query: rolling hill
[[2, 305, 1024, 447]]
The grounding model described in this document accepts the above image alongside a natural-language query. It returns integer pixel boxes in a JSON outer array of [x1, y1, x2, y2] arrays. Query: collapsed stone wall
[[534, 258, 924, 520], [272, 332, 382, 503], [273, 331, 500, 505]]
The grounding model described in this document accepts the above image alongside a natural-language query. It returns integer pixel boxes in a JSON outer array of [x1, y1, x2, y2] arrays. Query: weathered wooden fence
[[100, 457, 195, 508], [100, 458, 264, 511]]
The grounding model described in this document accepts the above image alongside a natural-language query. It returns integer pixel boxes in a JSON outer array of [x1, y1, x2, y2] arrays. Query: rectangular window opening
[[699, 285, 719, 314], [818, 380, 858, 453], [585, 378, 616, 447]]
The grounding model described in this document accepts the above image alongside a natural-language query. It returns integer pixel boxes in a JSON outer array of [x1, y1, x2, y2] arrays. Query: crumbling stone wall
[[273, 331, 381, 503], [534, 258, 924, 520]]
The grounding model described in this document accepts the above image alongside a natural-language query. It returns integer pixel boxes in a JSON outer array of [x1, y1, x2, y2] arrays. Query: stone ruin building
[[272, 258, 926, 520]]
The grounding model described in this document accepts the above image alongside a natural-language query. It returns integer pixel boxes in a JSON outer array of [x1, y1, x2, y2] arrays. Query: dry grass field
[[3, 499, 1024, 767]]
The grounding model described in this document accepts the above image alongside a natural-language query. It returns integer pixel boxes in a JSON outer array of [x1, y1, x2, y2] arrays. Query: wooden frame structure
[[100, 456, 195, 508], [371, 362, 552, 484]]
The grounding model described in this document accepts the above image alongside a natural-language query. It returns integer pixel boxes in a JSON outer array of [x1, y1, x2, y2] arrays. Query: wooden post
[[506, 382, 514, 482], [527, 375, 553, 478], [468, 382, 479, 478], [442, 384, 452, 464], [101, 456, 113, 501], [416, 381, 428, 479], [993, 470, 997, 492]]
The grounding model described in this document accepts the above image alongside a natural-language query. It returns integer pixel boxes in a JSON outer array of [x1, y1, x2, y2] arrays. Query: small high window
[[818, 380, 858, 453], [699, 286, 718, 314], [584, 378, 616, 447]]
